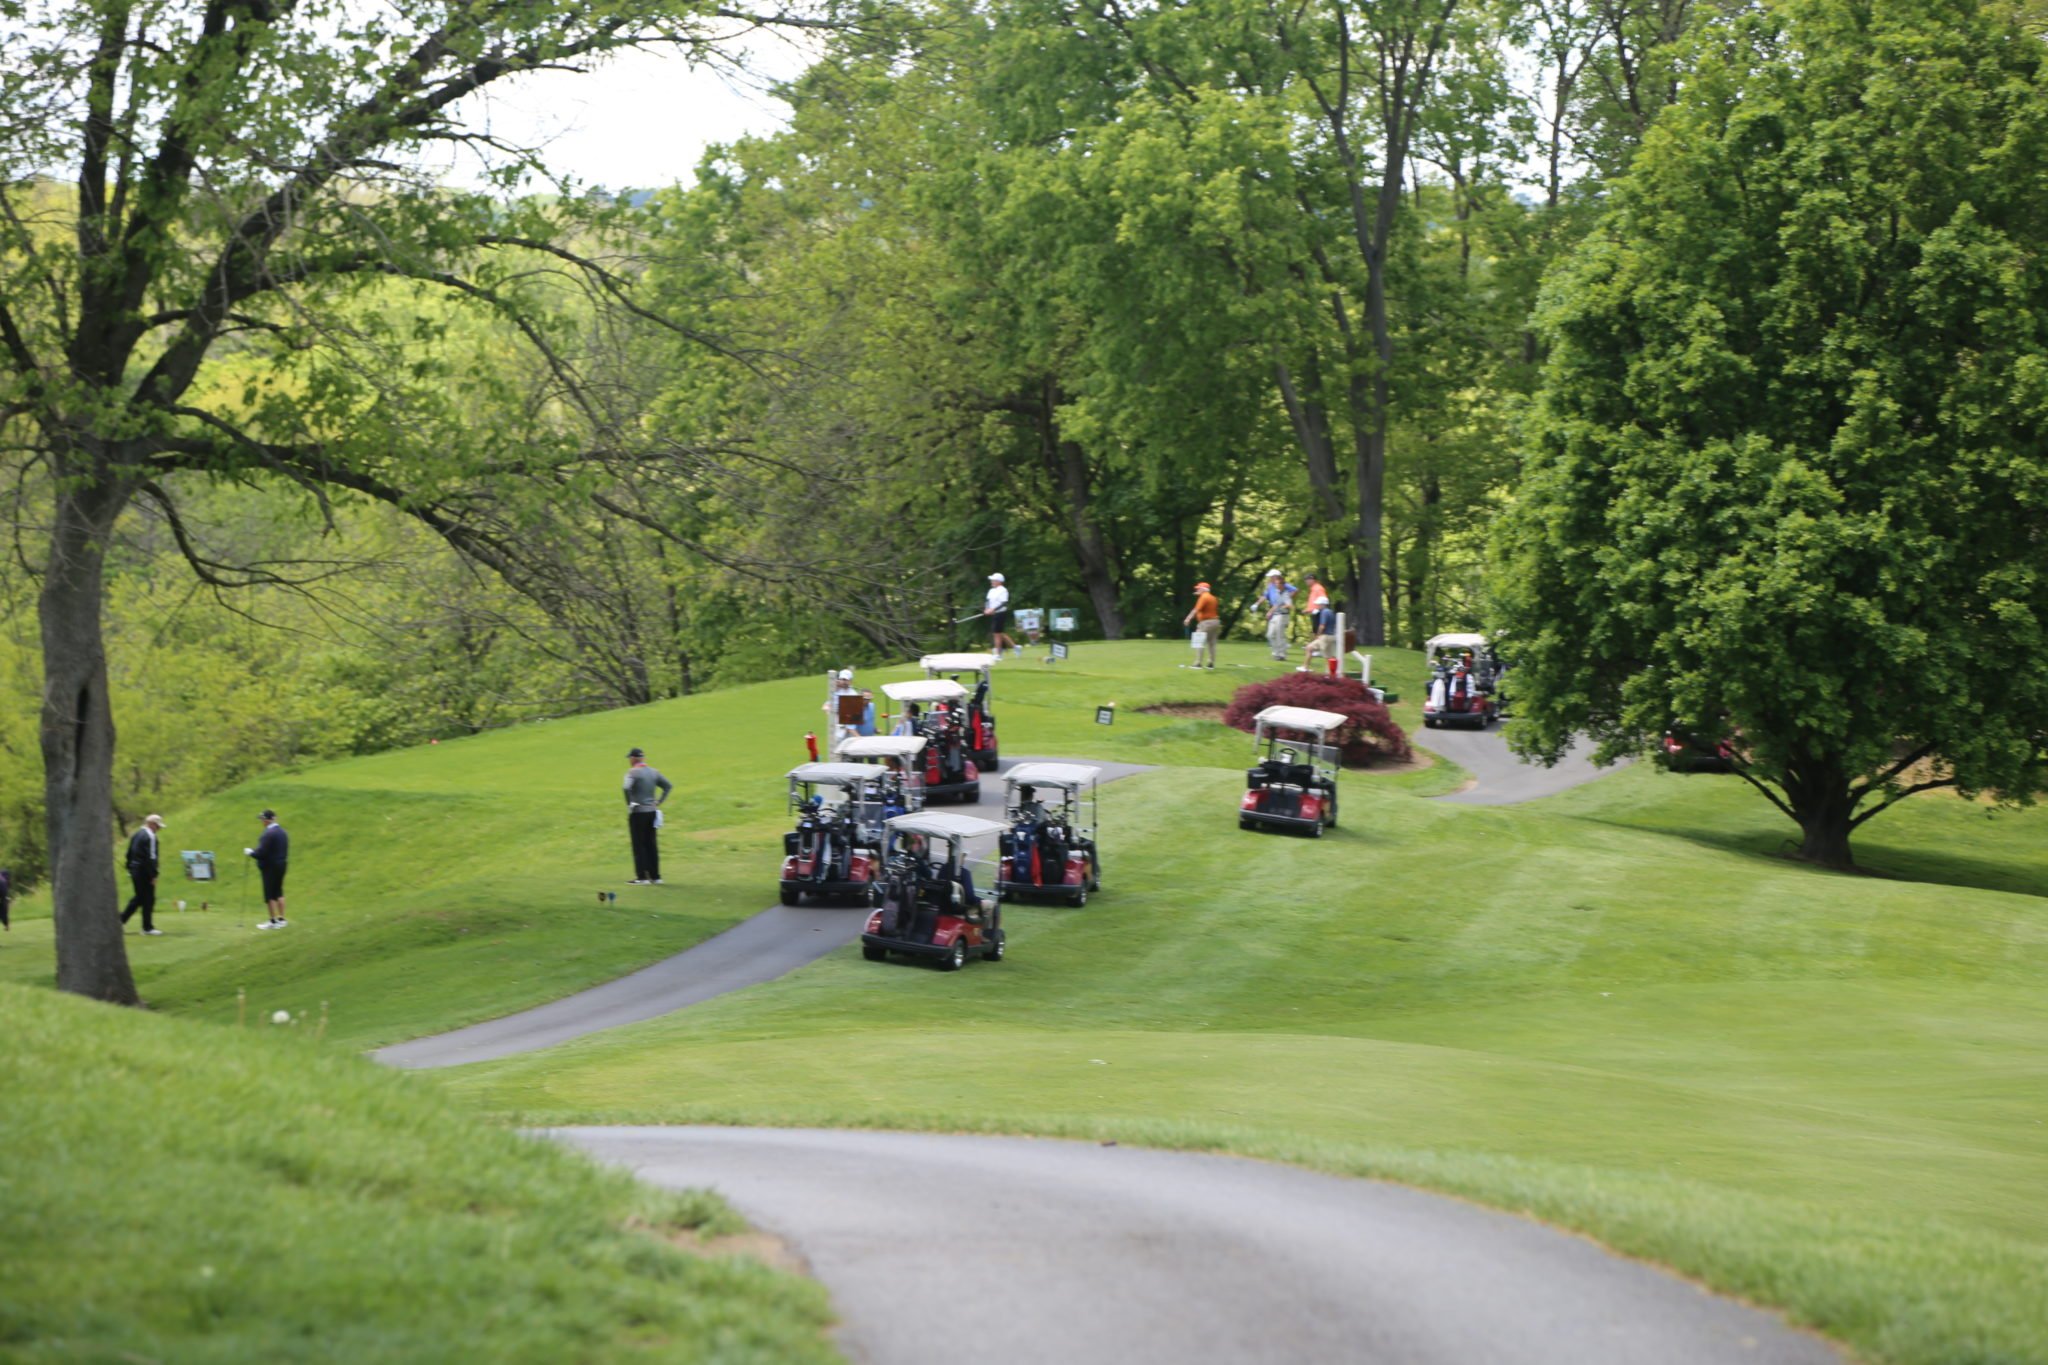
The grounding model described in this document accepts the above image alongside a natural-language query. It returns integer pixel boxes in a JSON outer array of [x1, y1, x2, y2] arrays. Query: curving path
[[1421, 722, 1626, 805], [553, 1127, 1841, 1365], [375, 756, 1150, 1070]]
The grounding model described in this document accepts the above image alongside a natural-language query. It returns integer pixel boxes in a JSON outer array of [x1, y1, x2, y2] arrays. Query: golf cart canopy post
[[881, 679, 971, 705]]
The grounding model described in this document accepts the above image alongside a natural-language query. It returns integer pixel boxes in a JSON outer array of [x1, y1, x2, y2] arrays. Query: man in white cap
[[1251, 568, 1296, 661], [120, 813, 166, 936], [983, 572, 1019, 656]]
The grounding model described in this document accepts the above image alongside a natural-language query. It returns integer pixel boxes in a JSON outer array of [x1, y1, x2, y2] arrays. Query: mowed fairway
[[5, 640, 2044, 1364], [436, 655, 2046, 1365]]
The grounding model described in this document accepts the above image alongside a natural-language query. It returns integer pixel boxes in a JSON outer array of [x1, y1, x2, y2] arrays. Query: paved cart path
[[555, 1127, 1841, 1365], [374, 756, 1149, 1070], [1422, 722, 1625, 805]]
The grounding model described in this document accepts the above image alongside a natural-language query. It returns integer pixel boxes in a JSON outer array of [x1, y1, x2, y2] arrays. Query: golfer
[[1182, 581, 1221, 668], [623, 746, 673, 885], [1252, 569, 1296, 661], [983, 573, 1019, 656], [120, 813, 166, 936], [248, 810, 289, 929], [1300, 575, 1335, 670]]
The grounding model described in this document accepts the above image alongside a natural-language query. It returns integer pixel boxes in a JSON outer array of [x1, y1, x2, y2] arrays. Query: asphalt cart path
[[1423, 723, 1626, 805], [554, 1126, 1841, 1365], [375, 756, 1150, 1070]]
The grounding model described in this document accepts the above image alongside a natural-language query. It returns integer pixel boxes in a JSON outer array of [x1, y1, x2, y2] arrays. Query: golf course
[[4, 639, 2044, 1363]]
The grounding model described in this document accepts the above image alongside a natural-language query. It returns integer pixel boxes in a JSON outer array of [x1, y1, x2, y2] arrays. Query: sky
[[440, 38, 810, 193]]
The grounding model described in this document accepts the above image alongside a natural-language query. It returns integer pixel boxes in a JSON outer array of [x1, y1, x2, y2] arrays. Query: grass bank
[[0, 982, 835, 1363], [441, 763, 2048, 1365], [0, 638, 1437, 1048]]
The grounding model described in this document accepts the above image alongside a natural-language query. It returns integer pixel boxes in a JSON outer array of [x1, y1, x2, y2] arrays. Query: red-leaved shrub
[[1222, 673, 1410, 766]]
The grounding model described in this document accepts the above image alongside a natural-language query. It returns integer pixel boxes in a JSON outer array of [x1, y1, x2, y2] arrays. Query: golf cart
[[882, 679, 982, 804], [860, 810, 1008, 970], [1240, 705, 1344, 836], [1422, 633, 1499, 729], [919, 652, 1000, 769], [832, 735, 929, 814], [779, 762, 904, 906], [997, 762, 1101, 906], [1661, 728, 1738, 774]]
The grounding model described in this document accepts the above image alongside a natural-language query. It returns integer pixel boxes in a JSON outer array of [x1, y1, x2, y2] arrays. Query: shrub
[[1223, 674, 1410, 766]]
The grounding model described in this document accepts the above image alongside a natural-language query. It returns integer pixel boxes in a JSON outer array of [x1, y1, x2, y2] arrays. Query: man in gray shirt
[[623, 747, 674, 884]]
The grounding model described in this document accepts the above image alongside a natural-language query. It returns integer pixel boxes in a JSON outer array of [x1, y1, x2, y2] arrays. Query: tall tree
[[0, 0, 835, 1002], [1497, 0, 2048, 868]]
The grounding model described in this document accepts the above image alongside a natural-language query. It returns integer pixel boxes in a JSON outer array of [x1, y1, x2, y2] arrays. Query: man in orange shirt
[[1182, 581, 1221, 668]]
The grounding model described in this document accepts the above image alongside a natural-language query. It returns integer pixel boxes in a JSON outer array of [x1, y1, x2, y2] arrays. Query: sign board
[[1050, 609, 1078, 634], [1014, 607, 1045, 634], [1094, 706, 1115, 726], [1051, 641, 1069, 660], [180, 851, 216, 882]]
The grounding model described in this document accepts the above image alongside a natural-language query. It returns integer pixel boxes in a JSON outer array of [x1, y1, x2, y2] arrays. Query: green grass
[[14, 639, 2047, 1364], [436, 762, 2048, 1365], [0, 638, 1442, 1048], [0, 981, 835, 1363]]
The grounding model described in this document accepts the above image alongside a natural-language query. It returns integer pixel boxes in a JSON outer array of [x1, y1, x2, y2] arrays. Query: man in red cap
[[1182, 581, 1221, 668]]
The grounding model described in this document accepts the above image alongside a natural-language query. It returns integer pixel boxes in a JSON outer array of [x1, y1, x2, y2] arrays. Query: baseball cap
[[626, 746, 645, 759], [989, 572, 1005, 582], [837, 669, 853, 680], [259, 809, 275, 820], [1266, 568, 1282, 579], [144, 813, 164, 827], [1193, 582, 1211, 592]]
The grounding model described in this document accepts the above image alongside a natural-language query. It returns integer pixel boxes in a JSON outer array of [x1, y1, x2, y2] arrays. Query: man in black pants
[[622, 747, 674, 885], [247, 809, 290, 929], [120, 813, 165, 936]]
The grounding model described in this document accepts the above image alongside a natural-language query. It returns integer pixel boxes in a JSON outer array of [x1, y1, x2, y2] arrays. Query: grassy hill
[[7, 639, 2045, 1364], [0, 982, 836, 1362]]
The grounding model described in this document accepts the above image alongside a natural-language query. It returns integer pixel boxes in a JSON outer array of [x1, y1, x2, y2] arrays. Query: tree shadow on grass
[[1582, 817, 2048, 901]]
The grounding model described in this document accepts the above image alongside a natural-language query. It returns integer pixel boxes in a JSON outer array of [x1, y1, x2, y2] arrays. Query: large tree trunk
[[1785, 757, 1857, 870], [1348, 368, 1388, 646], [40, 470, 137, 1004], [1039, 382, 1126, 638]]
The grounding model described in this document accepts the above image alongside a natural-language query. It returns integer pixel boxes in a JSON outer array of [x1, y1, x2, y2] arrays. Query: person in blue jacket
[[247, 809, 290, 929]]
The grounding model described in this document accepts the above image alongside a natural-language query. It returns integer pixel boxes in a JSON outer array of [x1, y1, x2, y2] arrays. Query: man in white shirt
[[983, 572, 1019, 656]]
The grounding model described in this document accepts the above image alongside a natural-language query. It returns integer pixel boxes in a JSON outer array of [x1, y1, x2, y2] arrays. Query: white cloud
[[439, 39, 808, 193]]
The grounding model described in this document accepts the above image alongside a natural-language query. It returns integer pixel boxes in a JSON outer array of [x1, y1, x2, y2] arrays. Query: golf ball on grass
[[271, 1010, 291, 1025]]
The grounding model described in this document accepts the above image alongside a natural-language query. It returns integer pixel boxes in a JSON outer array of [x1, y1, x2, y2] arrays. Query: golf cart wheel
[[987, 929, 1006, 962], [778, 886, 801, 906], [1068, 885, 1088, 908], [862, 944, 887, 962], [1326, 795, 1339, 829], [941, 939, 967, 972], [1308, 818, 1324, 839], [1238, 816, 1254, 831], [963, 785, 981, 804], [1423, 716, 1436, 729]]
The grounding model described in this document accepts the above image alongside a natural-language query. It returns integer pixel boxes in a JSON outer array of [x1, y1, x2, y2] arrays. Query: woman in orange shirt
[[1182, 582, 1221, 668]]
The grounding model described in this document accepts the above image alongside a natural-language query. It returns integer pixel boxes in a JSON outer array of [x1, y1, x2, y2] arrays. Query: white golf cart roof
[[1005, 762, 1100, 790], [1425, 632, 1490, 653], [885, 810, 1008, 841], [787, 762, 888, 786], [1254, 705, 1349, 737], [835, 735, 928, 760], [919, 652, 998, 673], [882, 679, 970, 703]]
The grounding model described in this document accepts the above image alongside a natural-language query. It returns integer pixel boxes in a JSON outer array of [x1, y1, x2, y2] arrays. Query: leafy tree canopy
[[1497, 0, 2048, 867]]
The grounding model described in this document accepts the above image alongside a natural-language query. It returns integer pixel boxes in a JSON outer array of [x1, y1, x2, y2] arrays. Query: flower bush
[[1223, 674, 1410, 766]]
